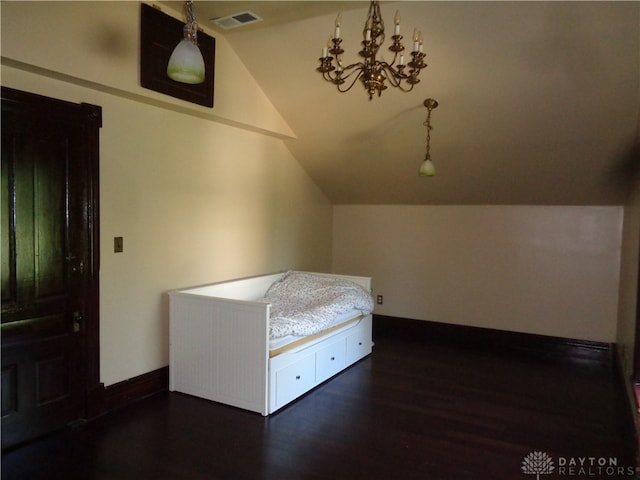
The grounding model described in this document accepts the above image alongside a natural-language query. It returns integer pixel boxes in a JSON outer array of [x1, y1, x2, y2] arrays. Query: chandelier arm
[[336, 70, 364, 93], [380, 66, 406, 86], [379, 64, 418, 90], [384, 75, 416, 92], [326, 62, 366, 83], [321, 71, 336, 83], [342, 63, 364, 79], [319, 58, 364, 79], [337, 62, 366, 77], [333, 52, 348, 70], [386, 50, 401, 68], [321, 62, 366, 94], [395, 82, 417, 93]]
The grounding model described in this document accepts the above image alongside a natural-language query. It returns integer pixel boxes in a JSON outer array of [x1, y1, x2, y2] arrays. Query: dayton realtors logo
[[522, 451, 554, 479], [521, 451, 636, 478]]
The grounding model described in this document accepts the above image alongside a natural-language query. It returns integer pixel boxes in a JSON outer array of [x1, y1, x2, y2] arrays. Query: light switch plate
[[114, 237, 123, 253]]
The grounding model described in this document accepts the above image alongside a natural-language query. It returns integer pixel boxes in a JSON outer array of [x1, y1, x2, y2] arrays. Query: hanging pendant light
[[419, 98, 438, 177], [419, 156, 436, 177], [167, 0, 205, 84]]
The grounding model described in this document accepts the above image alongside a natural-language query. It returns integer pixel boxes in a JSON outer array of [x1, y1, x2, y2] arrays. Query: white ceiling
[[162, 1, 640, 205]]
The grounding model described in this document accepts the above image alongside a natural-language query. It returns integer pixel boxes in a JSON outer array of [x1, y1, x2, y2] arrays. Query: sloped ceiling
[[162, 1, 640, 205]]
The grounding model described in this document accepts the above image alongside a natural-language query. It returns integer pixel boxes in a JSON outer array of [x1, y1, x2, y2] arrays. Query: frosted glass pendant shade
[[419, 158, 435, 177], [167, 39, 205, 84]]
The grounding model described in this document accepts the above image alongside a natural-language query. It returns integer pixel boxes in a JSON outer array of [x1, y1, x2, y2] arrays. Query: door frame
[[632, 195, 640, 388], [1, 86, 102, 418]]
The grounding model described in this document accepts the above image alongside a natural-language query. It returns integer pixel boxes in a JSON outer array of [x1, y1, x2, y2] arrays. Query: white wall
[[1, 2, 332, 386], [333, 205, 623, 343]]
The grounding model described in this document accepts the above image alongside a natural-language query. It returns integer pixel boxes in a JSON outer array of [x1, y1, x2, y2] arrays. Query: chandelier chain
[[184, 0, 198, 44], [424, 109, 433, 159]]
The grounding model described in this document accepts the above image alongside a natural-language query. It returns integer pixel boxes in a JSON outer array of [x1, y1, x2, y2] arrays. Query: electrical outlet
[[377, 295, 383, 305], [114, 237, 124, 253]]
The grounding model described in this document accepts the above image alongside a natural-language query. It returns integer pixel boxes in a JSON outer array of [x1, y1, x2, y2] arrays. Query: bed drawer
[[315, 339, 346, 384], [274, 354, 315, 409], [346, 328, 371, 364]]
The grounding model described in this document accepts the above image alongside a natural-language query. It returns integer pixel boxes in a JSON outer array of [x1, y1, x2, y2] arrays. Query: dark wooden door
[[1, 87, 101, 449], [634, 246, 640, 382]]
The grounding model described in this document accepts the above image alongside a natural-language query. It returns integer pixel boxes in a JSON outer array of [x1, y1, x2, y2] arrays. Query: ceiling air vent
[[211, 11, 263, 29]]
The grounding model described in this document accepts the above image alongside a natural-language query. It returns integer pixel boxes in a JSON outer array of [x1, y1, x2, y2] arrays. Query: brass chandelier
[[317, 1, 427, 100]]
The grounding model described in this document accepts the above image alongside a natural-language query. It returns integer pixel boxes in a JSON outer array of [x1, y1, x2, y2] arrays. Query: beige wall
[[1, 2, 332, 386], [0, 1, 294, 138], [2, 1, 636, 387], [333, 205, 623, 343]]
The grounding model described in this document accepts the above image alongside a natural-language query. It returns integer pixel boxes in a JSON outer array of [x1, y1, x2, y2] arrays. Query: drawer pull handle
[[331, 356, 335, 361], [295, 375, 301, 380], [358, 342, 363, 346]]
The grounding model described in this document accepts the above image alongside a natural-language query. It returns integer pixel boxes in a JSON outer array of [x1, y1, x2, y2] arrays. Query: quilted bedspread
[[264, 271, 374, 339]]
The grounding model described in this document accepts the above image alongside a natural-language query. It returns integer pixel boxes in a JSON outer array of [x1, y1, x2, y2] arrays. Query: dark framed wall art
[[140, 3, 215, 108]]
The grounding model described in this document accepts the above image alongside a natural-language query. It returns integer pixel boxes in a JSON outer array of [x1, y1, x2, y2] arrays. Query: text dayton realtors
[[556, 456, 635, 477]]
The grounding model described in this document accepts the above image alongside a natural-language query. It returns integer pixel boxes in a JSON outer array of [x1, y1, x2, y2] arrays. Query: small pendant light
[[419, 98, 439, 177], [167, 0, 205, 84]]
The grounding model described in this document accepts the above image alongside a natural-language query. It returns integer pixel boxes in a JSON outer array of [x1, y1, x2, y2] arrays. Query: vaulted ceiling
[[162, 1, 640, 205]]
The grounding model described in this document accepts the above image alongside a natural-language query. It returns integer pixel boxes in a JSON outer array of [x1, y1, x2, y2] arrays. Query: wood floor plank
[[2, 320, 637, 479]]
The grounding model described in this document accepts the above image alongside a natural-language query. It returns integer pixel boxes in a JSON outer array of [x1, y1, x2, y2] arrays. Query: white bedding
[[268, 308, 362, 351], [263, 271, 374, 339]]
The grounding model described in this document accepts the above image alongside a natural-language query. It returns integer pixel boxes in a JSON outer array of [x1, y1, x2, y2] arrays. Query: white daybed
[[168, 271, 373, 415]]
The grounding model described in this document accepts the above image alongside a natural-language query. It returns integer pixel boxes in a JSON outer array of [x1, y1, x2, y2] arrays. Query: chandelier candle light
[[419, 98, 438, 177], [317, 0, 427, 100], [167, 0, 205, 84]]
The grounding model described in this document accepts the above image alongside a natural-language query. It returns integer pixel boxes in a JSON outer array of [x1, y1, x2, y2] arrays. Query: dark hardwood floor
[[3, 320, 638, 479]]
